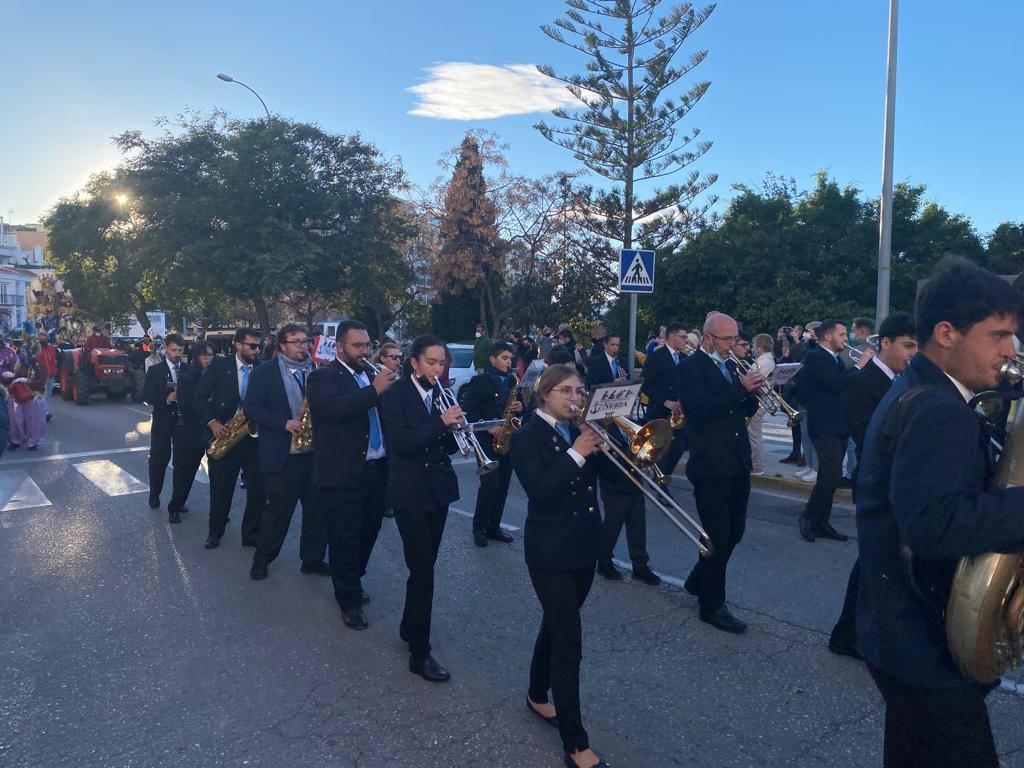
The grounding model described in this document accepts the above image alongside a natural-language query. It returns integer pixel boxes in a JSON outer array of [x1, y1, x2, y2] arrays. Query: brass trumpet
[[433, 385, 500, 476], [727, 352, 802, 427]]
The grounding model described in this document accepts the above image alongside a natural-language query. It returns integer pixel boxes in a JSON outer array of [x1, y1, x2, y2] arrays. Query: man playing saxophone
[[243, 324, 327, 581], [196, 328, 265, 550], [857, 259, 1024, 767], [462, 341, 523, 548]]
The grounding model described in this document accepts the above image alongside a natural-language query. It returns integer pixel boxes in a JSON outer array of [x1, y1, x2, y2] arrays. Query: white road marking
[[0, 470, 52, 512], [0, 446, 150, 466], [73, 460, 148, 496], [449, 505, 520, 532]]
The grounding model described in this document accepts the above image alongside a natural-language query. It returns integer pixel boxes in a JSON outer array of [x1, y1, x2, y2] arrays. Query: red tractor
[[59, 348, 144, 405]]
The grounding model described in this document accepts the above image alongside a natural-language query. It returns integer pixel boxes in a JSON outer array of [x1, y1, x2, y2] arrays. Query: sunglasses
[[238, 342, 260, 350]]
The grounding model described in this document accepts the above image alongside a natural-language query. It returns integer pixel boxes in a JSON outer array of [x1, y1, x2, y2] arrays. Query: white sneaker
[[799, 469, 818, 483], [750, 471, 765, 477]]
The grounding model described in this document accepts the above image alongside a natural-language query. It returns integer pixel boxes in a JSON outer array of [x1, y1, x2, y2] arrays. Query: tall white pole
[[876, 0, 899, 324]]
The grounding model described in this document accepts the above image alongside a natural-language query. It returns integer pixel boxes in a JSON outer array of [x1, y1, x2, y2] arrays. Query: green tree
[[985, 221, 1024, 275]]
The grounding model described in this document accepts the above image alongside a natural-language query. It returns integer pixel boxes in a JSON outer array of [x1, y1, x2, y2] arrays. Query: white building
[[0, 220, 46, 333]]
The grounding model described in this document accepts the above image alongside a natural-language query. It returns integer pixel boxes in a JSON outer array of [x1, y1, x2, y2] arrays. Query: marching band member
[[306, 320, 395, 630], [380, 335, 462, 682], [143, 333, 187, 513], [640, 321, 689, 479], [678, 312, 762, 633], [195, 328, 265, 550], [167, 341, 214, 523], [244, 324, 327, 581], [461, 341, 522, 547], [511, 364, 610, 768]]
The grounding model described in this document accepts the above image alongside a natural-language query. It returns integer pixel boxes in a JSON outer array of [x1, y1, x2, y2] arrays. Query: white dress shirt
[[944, 372, 974, 403], [871, 355, 896, 381], [340, 359, 386, 460], [535, 408, 586, 467]]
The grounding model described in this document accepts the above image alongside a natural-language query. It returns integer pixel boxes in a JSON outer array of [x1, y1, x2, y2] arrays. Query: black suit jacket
[[195, 355, 253, 427], [461, 371, 521, 453], [842, 360, 893, 460], [306, 359, 383, 490], [510, 414, 605, 570], [640, 345, 681, 421], [380, 376, 459, 511], [143, 359, 189, 434], [585, 352, 626, 388], [678, 351, 758, 480], [801, 345, 855, 438], [176, 365, 210, 445], [243, 358, 304, 475]]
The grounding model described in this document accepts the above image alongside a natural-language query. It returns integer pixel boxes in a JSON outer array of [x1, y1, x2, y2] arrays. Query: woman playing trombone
[[380, 335, 463, 683], [510, 364, 611, 768]]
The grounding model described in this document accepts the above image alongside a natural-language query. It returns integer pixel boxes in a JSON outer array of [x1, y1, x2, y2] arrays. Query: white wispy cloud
[[408, 62, 579, 120]]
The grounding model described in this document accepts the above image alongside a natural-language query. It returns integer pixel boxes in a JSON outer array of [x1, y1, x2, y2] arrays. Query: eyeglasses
[[283, 339, 311, 346], [345, 342, 373, 350], [382, 354, 401, 361], [198, 352, 214, 357], [553, 386, 585, 397], [709, 333, 739, 344], [238, 342, 260, 350]]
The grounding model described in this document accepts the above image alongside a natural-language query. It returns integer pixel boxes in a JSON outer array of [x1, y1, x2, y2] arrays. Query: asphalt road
[[2, 396, 1023, 768]]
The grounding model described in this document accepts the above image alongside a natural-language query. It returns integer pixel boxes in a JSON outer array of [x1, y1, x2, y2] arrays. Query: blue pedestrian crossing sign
[[619, 249, 655, 293]]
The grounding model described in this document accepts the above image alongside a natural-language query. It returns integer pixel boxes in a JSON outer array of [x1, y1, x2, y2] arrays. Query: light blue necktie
[[672, 351, 680, 365], [425, 392, 433, 413], [240, 365, 251, 399], [717, 359, 731, 383], [611, 358, 618, 378], [555, 422, 572, 445], [355, 372, 382, 450]]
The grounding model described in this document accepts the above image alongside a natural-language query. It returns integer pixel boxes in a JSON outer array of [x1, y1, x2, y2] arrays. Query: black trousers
[[322, 458, 388, 610], [803, 435, 846, 527], [598, 488, 648, 567], [789, 419, 802, 457], [394, 505, 448, 660], [528, 566, 595, 754], [208, 436, 264, 541], [148, 426, 173, 498], [868, 665, 998, 768], [168, 431, 205, 514], [473, 452, 513, 534], [655, 429, 688, 477], [830, 558, 859, 648], [687, 474, 750, 609], [253, 454, 327, 568]]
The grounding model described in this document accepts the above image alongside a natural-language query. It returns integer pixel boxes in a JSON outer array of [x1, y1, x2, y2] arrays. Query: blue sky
[[5, 0, 1021, 235]]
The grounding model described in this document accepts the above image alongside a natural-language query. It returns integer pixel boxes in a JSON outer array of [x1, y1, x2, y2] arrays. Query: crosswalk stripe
[[73, 460, 148, 496], [0, 470, 51, 512]]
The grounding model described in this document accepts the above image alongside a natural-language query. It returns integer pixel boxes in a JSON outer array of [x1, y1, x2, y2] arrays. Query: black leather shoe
[[409, 654, 450, 682], [683, 574, 699, 597], [699, 605, 748, 634], [828, 636, 862, 660], [383, 508, 395, 518], [361, 590, 370, 606], [300, 560, 330, 576], [180, 506, 189, 514], [487, 528, 514, 543], [633, 566, 662, 586], [526, 698, 559, 729], [168, 509, 181, 525], [250, 562, 268, 580], [815, 523, 849, 542], [596, 561, 622, 581], [473, 531, 488, 547], [148, 494, 160, 510], [563, 753, 610, 768], [204, 535, 220, 549], [798, 516, 816, 543], [341, 606, 368, 630], [779, 453, 801, 464]]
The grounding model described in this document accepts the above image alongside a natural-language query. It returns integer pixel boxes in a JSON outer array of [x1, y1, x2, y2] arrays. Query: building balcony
[[0, 295, 25, 307]]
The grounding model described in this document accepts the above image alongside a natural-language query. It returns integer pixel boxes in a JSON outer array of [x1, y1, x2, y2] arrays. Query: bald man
[[677, 312, 763, 633]]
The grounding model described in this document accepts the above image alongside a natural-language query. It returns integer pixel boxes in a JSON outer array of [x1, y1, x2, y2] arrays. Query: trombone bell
[[607, 416, 673, 468]]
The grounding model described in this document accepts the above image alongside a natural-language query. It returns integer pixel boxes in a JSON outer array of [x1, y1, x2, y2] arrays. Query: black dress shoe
[[409, 654, 450, 682], [383, 508, 395, 518], [180, 506, 189, 514], [828, 636, 862, 660], [341, 606, 368, 630], [683, 574, 699, 597], [487, 528, 514, 543], [204, 535, 220, 549], [563, 753, 610, 768], [300, 560, 330, 576], [168, 509, 181, 525], [250, 562, 268, 580], [241, 538, 258, 548], [798, 516, 816, 543], [148, 494, 160, 510], [815, 523, 849, 542], [473, 531, 488, 547], [779, 453, 801, 464], [526, 698, 559, 729], [361, 590, 370, 606], [596, 561, 622, 581], [699, 605, 748, 634], [633, 566, 662, 586]]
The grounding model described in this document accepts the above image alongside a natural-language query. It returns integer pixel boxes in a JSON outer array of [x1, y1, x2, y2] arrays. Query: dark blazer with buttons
[[243, 358, 303, 475], [640, 345, 680, 421], [306, 359, 383, 491], [841, 360, 893, 461], [678, 351, 758, 480], [461, 370, 522, 453], [800, 345, 855, 439], [585, 352, 626, 388], [195, 355, 254, 427], [176, 364, 211, 445], [510, 414, 605, 571], [380, 375, 459, 511], [144, 359, 188, 434]]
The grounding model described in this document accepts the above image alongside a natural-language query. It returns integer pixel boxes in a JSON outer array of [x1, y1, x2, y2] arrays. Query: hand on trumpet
[[571, 423, 604, 457], [740, 369, 765, 393], [440, 403, 465, 428], [854, 347, 875, 368], [664, 399, 683, 416], [371, 366, 398, 394]]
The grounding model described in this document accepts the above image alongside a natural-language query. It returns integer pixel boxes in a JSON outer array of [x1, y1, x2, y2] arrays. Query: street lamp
[[216, 73, 271, 119]]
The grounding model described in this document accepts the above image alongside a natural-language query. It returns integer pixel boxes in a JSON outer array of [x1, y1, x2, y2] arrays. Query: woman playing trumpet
[[380, 335, 463, 683]]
